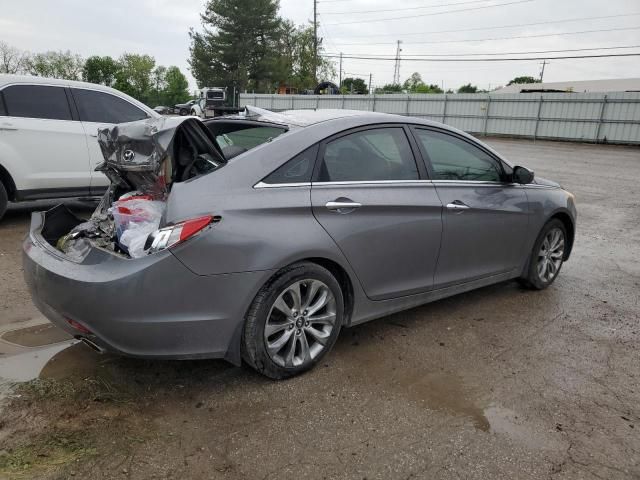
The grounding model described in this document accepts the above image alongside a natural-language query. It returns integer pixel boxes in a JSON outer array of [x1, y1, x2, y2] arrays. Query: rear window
[[72, 88, 148, 124], [207, 91, 224, 99], [3, 85, 72, 120], [216, 126, 285, 151]]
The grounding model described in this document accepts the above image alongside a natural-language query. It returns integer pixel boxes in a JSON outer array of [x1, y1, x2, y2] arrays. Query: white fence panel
[[239, 92, 640, 144]]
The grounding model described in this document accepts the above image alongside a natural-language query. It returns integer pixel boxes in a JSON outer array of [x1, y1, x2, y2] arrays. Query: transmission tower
[[393, 40, 402, 84]]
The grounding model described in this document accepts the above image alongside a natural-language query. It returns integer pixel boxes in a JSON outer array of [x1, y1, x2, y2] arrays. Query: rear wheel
[[521, 219, 567, 290], [0, 182, 8, 221], [242, 262, 344, 379]]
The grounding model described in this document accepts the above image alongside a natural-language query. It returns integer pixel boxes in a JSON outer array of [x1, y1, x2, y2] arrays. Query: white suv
[[0, 75, 159, 220]]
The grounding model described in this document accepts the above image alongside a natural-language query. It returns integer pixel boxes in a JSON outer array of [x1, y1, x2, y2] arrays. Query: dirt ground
[[0, 138, 638, 479]]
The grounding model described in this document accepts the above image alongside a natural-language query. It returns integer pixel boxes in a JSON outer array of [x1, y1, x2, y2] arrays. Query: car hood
[[533, 176, 561, 188], [96, 116, 225, 197]]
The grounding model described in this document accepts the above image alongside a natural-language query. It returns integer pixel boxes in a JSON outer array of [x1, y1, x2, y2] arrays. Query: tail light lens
[[145, 215, 216, 254], [66, 317, 92, 334]]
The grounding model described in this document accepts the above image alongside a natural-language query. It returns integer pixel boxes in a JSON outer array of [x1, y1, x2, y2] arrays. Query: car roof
[[0, 74, 158, 116]]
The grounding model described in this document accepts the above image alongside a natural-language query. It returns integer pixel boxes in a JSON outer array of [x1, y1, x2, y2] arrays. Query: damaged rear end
[[57, 116, 226, 259], [22, 116, 265, 363]]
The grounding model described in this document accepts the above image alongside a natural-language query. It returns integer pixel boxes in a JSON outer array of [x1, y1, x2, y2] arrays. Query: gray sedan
[[23, 109, 576, 379]]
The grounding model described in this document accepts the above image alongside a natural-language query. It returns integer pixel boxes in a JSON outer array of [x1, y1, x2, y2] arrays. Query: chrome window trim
[[312, 179, 433, 186], [254, 181, 311, 189]]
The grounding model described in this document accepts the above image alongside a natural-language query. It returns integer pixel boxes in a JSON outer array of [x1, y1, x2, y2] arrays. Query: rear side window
[[216, 126, 286, 151], [3, 85, 72, 120], [317, 127, 419, 182], [414, 129, 503, 182], [262, 144, 318, 184], [71, 88, 148, 123]]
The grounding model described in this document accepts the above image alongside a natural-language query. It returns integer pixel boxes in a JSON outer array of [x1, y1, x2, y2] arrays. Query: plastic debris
[[109, 194, 165, 258]]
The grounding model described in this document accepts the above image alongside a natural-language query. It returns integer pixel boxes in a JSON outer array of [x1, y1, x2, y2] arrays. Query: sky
[[1, 0, 639, 92]]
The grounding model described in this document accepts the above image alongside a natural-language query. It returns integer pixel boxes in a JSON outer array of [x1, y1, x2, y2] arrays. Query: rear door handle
[[0, 123, 17, 131], [326, 200, 362, 212], [446, 201, 471, 211]]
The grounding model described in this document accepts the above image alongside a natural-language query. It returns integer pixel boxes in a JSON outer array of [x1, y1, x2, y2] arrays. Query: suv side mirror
[[513, 166, 534, 184]]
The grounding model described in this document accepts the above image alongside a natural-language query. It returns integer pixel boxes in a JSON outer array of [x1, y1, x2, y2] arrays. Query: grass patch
[[0, 432, 97, 478], [16, 376, 132, 403]]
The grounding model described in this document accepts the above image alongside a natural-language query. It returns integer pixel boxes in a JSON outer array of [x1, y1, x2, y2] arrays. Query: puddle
[[0, 341, 78, 382], [1, 323, 71, 347], [394, 371, 490, 431]]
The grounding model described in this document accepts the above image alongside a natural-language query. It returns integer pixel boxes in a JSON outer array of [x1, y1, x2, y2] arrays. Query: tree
[[27, 50, 84, 80], [414, 83, 443, 94], [272, 21, 335, 92], [189, 0, 282, 93], [341, 77, 367, 94], [83, 56, 119, 86], [0, 42, 29, 74], [507, 76, 540, 85], [375, 83, 402, 93], [457, 83, 478, 93], [114, 53, 155, 104], [163, 66, 190, 105], [403, 72, 423, 91], [150, 65, 167, 106]]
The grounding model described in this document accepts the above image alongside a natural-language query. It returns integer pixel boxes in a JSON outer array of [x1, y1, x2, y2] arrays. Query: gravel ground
[[0, 138, 638, 479]]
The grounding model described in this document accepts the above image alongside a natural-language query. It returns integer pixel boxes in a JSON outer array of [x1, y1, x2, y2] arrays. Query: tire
[[179, 108, 188, 116], [190, 109, 196, 116], [0, 182, 8, 222], [242, 262, 344, 379], [521, 219, 567, 290]]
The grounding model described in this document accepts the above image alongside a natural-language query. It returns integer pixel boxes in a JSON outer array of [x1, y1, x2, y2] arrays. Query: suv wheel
[[242, 262, 344, 379], [0, 182, 8, 221]]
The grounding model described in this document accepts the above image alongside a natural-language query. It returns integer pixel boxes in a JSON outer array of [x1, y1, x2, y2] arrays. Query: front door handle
[[326, 200, 362, 212], [446, 201, 471, 211]]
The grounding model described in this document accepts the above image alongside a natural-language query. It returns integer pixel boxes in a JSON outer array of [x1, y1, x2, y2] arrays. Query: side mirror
[[513, 166, 535, 184]]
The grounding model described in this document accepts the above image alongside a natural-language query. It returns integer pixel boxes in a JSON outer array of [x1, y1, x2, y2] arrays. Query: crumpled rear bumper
[[22, 209, 274, 364]]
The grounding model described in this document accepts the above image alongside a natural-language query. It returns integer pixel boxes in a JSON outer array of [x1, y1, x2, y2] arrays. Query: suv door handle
[[326, 200, 362, 212], [446, 201, 471, 211], [0, 123, 17, 131]]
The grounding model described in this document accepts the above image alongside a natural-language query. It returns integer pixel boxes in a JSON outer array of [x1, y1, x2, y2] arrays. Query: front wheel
[[242, 263, 344, 379], [179, 108, 188, 116], [521, 219, 567, 290]]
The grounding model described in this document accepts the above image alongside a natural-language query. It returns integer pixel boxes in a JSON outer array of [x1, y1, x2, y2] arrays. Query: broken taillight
[[145, 215, 217, 254]]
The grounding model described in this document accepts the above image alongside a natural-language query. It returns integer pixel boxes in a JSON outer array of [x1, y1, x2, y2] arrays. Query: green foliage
[[341, 77, 368, 94], [375, 83, 403, 93], [507, 76, 540, 85], [114, 53, 156, 104], [457, 83, 479, 93], [190, 1, 335, 93], [163, 66, 191, 105], [27, 50, 84, 80], [82, 55, 119, 87], [189, 0, 282, 92]]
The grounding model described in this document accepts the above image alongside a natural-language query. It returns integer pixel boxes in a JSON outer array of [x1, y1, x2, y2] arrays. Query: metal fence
[[239, 92, 640, 145]]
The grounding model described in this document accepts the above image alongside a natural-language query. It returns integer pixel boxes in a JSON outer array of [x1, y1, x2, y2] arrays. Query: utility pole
[[539, 60, 549, 82], [339, 52, 343, 89], [313, 0, 318, 84], [369, 73, 372, 94], [393, 40, 402, 85]]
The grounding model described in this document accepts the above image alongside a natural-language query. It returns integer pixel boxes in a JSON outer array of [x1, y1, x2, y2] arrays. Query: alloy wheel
[[264, 279, 337, 368], [537, 227, 565, 283]]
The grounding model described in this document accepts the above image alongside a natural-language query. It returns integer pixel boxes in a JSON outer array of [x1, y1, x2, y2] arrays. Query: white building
[[493, 78, 640, 94]]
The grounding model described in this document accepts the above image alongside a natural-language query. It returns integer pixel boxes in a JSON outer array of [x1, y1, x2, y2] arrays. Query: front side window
[[414, 129, 502, 182], [262, 144, 318, 184], [318, 127, 419, 182], [71, 88, 148, 124], [2, 85, 72, 120]]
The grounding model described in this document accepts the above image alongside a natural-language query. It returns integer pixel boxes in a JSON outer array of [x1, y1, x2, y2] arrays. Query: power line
[[334, 26, 640, 47], [325, 44, 640, 57], [321, 0, 492, 15], [323, 0, 533, 25], [322, 13, 640, 37], [321, 52, 640, 62]]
